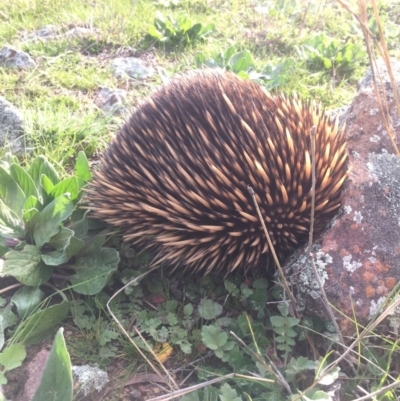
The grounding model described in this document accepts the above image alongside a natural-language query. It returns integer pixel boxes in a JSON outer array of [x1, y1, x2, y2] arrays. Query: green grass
[[0, 0, 371, 168]]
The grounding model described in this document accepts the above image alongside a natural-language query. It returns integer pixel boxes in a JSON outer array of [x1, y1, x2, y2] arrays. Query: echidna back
[[88, 70, 347, 274]]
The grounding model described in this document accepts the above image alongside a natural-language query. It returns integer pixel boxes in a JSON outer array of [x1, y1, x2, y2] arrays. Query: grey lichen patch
[[290, 247, 332, 300], [353, 211, 363, 223], [369, 135, 380, 142], [342, 254, 362, 273], [344, 205, 352, 214], [72, 365, 109, 396], [387, 297, 400, 335], [369, 296, 386, 319], [363, 152, 400, 260], [369, 296, 400, 335]]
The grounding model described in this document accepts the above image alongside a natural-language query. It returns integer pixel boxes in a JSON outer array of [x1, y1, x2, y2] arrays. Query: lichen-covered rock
[[290, 59, 400, 335], [0, 97, 27, 154], [0, 46, 36, 69]]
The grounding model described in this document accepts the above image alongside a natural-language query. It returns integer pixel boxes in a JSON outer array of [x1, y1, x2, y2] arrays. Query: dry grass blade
[[354, 379, 400, 401], [106, 265, 179, 392], [229, 330, 290, 393], [336, 0, 400, 156], [247, 185, 297, 310]]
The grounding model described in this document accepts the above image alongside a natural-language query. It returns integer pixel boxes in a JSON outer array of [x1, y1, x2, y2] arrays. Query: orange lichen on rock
[[384, 277, 396, 289], [365, 285, 376, 298], [363, 271, 375, 282], [375, 261, 390, 272]]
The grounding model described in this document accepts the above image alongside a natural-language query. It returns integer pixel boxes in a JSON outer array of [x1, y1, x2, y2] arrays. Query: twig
[[306, 126, 347, 348], [247, 186, 297, 309]]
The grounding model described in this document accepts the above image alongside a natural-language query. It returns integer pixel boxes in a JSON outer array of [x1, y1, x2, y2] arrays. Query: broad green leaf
[[11, 286, 44, 318], [42, 228, 84, 266], [75, 151, 91, 188], [41, 174, 54, 196], [70, 248, 119, 295], [33, 195, 74, 248], [0, 343, 26, 371], [28, 156, 47, 186], [148, 25, 163, 40], [224, 45, 237, 61], [23, 208, 39, 239], [16, 302, 70, 345], [28, 156, 59, 201], [198, 299, 223, 320], [31, 328, 73, 401], [40, 159, 60, 185], [24, 195, 40, 211], [0, 199, 24, 238], [69, 210, 89, 239], [50, 177, 79, 201], [2, 245, 53, 286], [10, 164, 39, 200], [0, 166, 26, 218]]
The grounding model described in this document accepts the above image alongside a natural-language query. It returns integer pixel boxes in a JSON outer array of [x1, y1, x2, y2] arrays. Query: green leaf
[[69, 210, 89, 239], [270, 315, 285, 327], [198, 299, 223, 320], [24, 195, 40, 211], [0, 166, 26, 218], [23, 208, 39, 238], [41, 174, 54, 196], [33, 195, 74, 248], [16, 302, 70, 345], [70, 248, 119, 295], [201, 325, 227, 350], [2, 245, 53, 286], [50, 177, 79, 201], [0, 199, 24, 238], [40, 159, 60, 186], [28, 156, 46, 186], [183, 303, 193, 316], [316, 364, 340, 385], [28, 156, 59, 202], [10, 164, 39, 200], [75, 151, 91, 188], [42, 228, 84, 266], [11, 286, 44, 318], [0, 343, 26, 371], [219, 383, 242, 401], [148, 25, 164, 40], [31, 328, 73, 401], [286, 357, 316, 375]]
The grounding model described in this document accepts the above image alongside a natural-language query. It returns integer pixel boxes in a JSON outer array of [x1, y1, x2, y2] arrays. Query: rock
[[64, 27, 99, 39], [0, 97, 27, 154], [95, 87, 127, 115], [0, 46, 36, 69], [17, 349, 50, 401], [290, 59, 400, 335], [110, 57, 154, 80]]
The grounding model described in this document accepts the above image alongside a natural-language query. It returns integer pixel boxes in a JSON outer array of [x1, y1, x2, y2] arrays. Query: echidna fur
[[88, 70, 347, 274]]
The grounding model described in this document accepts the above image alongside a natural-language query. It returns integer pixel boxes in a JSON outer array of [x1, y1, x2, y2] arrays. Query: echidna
[[88, 70, 347, 274]]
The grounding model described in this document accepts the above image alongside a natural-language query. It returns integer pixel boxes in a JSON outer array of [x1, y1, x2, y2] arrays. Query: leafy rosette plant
[[145, 13, 215, 49], [0, 152, 119, 296]]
